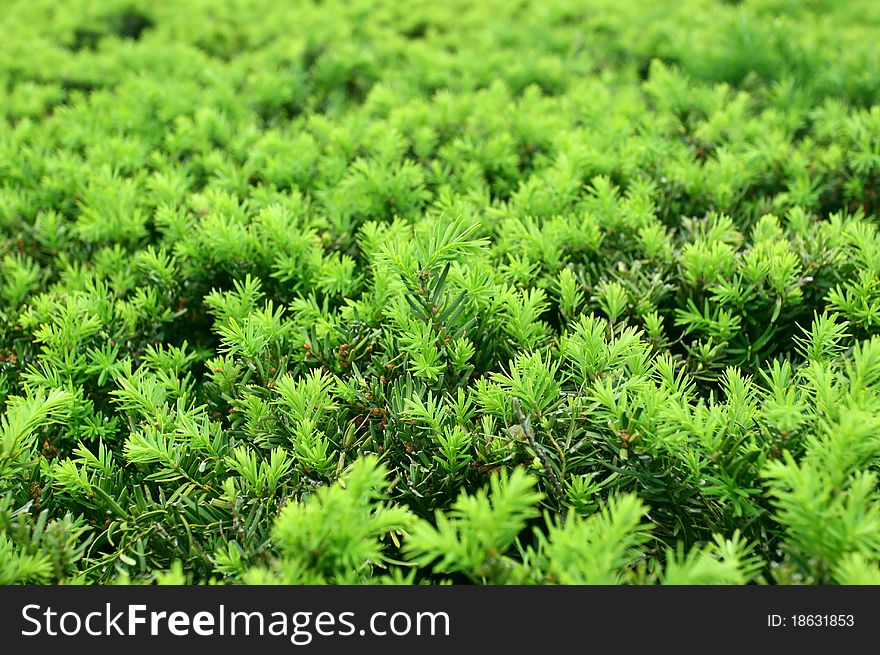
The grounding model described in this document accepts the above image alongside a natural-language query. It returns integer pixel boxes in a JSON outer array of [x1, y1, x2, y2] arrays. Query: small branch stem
[[512, 398, 567, 523]]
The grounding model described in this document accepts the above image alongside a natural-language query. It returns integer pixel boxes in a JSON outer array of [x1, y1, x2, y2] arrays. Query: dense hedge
[[3, 0, 880, 584]]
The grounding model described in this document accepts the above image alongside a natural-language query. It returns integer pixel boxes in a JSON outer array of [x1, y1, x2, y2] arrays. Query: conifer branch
[[512, 397, 567, 521]]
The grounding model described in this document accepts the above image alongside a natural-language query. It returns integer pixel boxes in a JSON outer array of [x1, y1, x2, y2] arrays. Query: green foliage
[[404, 468, 542, 583], [2, 0, 880, 585], [243, 456, 411, 584]]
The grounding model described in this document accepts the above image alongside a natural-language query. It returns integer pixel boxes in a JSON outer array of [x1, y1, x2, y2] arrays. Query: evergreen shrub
[[2, 0, 880, 584]]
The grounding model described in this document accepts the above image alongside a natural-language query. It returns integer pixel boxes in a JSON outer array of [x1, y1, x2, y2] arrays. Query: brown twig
[[512, 398, 567, 523]]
